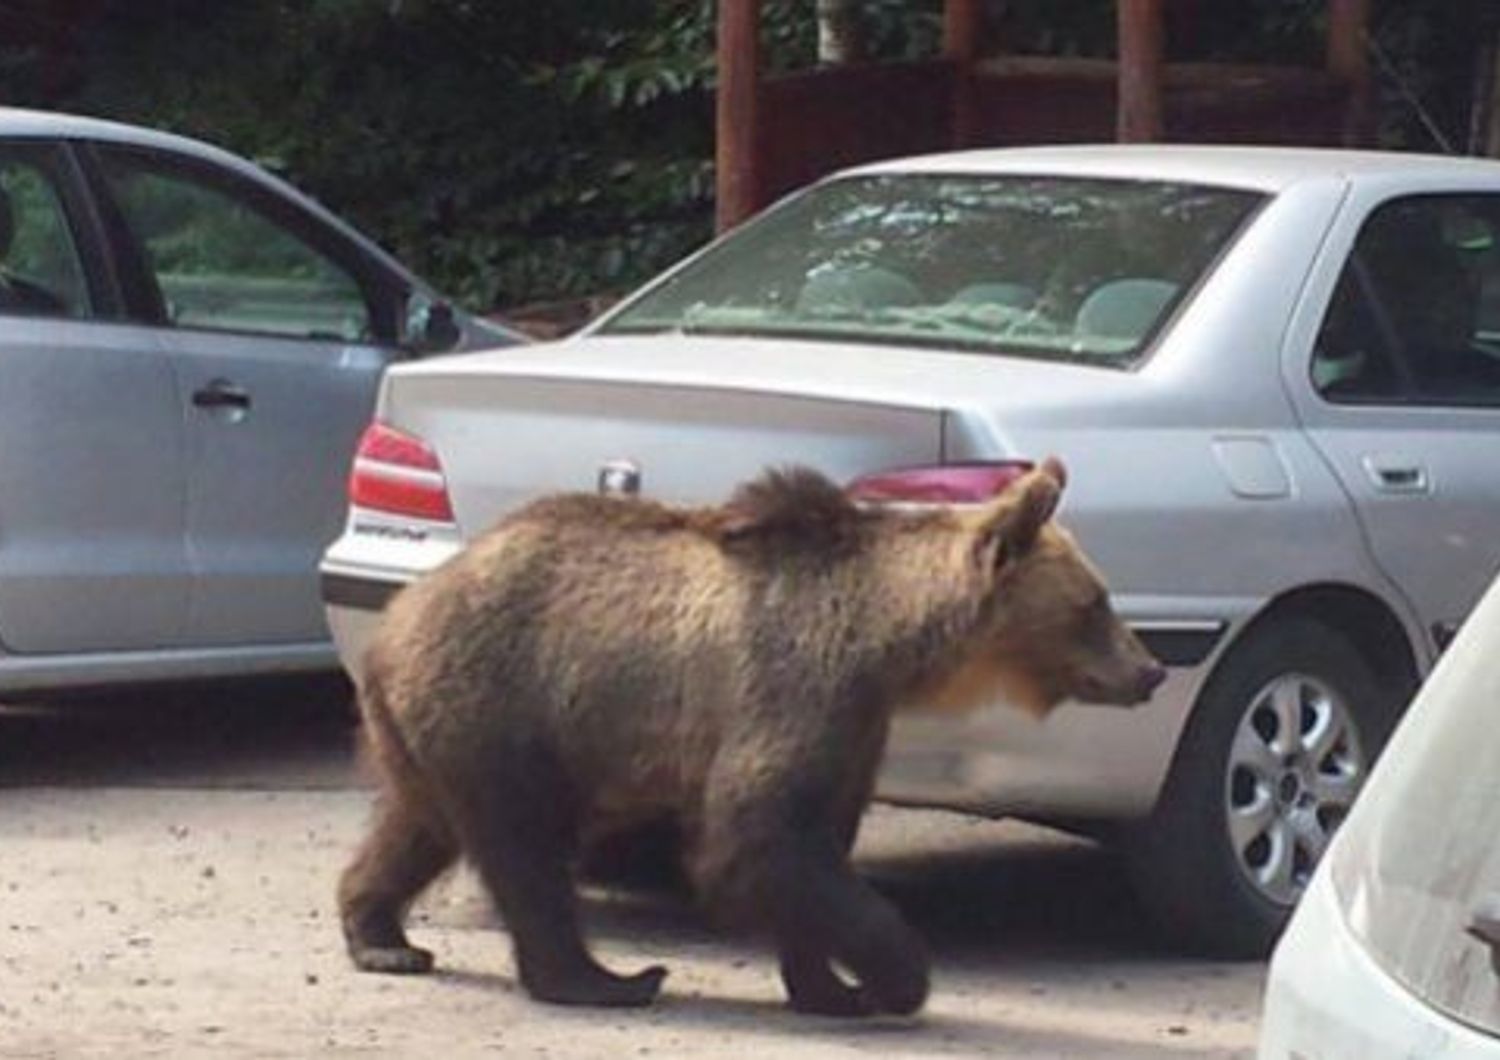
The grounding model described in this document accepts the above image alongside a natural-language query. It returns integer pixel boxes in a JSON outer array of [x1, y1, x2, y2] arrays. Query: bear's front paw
[[524, 962, 668, 1008]]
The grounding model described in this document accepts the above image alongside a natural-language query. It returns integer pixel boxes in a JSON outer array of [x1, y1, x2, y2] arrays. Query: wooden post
[[1482, 26, 1500, 157], [1468, 26, 1498, 155], [1327, 0, 1372, 146], [716, 0, 761, 233], [1116, 0, 1165, 143], [945, 0, 984, 147]]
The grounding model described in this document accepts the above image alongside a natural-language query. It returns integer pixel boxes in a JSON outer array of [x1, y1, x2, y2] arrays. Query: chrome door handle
[[1361, 456, 1429, 494], [192, 379, 251, 411]]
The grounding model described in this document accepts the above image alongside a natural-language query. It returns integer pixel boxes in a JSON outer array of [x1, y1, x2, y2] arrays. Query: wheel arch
[[1230, 582, 1423, 707], [1126, 581, 1420, 955], [1136, 580, 1422, 822]]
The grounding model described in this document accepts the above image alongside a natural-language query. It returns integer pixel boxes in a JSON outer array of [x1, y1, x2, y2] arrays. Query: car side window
[[0, 151, 92, 319], [96, 149, 373, 342], [1315, 194, 1500, 407]]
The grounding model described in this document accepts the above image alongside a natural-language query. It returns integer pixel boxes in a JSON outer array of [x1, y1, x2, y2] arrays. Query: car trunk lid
[[382, 339, 968, 534]]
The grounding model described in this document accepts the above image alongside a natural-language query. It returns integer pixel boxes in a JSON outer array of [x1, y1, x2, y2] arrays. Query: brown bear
[[337, 458, 1163, 1017]]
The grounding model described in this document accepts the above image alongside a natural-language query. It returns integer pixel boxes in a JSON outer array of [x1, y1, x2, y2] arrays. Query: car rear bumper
[[321, 561, 1226, 823], [320, 566, 408, 683], [1258, 865, 1500, 1059], [321, 571, 402, 612]]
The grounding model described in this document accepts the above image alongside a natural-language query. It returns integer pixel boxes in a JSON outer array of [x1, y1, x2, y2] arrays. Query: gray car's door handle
[[1361, 456, 1429, 494], [192, 379, 251, 411]]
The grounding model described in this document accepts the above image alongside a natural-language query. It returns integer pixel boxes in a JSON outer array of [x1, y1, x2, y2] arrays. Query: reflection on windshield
[[602, 174, 1263, 366]]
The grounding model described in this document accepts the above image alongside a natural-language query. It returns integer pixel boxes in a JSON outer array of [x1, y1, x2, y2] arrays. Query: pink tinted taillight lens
[[845, 462, 1033, 504], [348, 422, 455, 522]]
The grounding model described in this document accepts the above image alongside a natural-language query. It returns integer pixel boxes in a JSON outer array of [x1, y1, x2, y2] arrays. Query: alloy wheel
[[1223, 672, 1365, 906]]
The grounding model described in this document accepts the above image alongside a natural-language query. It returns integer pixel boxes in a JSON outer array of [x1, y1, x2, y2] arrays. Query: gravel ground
[[0, 692, 1264, 1059]]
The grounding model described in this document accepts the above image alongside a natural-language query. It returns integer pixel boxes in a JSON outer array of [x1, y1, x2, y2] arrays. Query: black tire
[[1126, 616, 1404, 958]]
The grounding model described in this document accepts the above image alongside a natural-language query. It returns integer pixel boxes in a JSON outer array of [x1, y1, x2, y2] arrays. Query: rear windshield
[[1330, 572, 1500, 1036], [601, 174, 1264, 366]]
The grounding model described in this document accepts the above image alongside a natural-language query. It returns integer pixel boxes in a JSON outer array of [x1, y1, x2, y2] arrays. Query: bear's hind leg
[[696, 760, 929, 1017], [776, 790, 878, 1017], [339, 799, 458, 974], [459, 772, 668, 1007], [762, 852, 928, 1017]]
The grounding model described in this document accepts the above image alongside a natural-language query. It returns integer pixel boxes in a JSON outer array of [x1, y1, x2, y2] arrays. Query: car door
[[86, 141, 404, 647], [0, 139, 191, 655], [1295, 189, 1500, 654]]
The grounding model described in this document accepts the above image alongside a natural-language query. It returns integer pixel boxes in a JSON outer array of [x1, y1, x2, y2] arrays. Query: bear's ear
[[1038, 454, 1067, 491], [972, 458, 1065, 570]]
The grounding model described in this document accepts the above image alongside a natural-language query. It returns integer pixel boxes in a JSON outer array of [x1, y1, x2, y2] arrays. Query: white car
[[1258, 569, 1500, 1058], [321, 145, 1500, 954]]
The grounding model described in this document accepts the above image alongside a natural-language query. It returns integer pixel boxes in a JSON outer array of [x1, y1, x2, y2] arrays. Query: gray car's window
[[0, 154, 92, 319], [602, 174, 1263, 366], [1315, 194, 1500, 407], [98, 152, 371, 342]]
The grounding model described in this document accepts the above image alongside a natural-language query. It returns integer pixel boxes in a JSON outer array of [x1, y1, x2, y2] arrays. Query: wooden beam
[[1116, 0, 1165, 142], [1326, 0, 1372, 146], [945, 0, 984, 147], [944, 0, 983, 60], [716, 0, 762, 233]]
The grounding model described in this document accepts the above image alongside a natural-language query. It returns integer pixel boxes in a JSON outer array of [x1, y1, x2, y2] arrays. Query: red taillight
[[348, 422, 455, 523], [846, 462, 1033, 505]]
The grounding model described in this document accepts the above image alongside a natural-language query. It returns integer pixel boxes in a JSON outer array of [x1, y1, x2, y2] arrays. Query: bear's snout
[[1078, 658, 1167, 707], [1135, 661, 1168, 702]]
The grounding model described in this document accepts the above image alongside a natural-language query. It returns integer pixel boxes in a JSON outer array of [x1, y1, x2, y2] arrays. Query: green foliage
[[1362, 0, 1491, 152], [44, 1, 725, 309], [107, 165, 336, 283], [0, 0, 1487, 309], [44, 0, 944, 311], [29, 0, 941, 310], [1, 165, 81, 291]]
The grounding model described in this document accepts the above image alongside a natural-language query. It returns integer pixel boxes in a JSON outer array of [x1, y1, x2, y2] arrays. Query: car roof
[[0, 106, 258, 173], [846, 143, 1500, 193], [15, 107, 1490, 196], [0, 106, 425, 288]]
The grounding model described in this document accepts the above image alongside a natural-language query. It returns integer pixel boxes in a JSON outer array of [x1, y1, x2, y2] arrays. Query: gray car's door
[[1298, 191, 1500, 653], [0, 141, 190, 653], [90, 143, 399, 647]]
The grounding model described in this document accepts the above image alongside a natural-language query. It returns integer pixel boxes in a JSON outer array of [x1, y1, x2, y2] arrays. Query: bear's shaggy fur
[[337, 460, 1162, 1016]]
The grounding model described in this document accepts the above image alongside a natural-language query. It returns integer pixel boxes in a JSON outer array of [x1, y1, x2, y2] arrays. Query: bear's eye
[[1074, 592, 1112, 640]]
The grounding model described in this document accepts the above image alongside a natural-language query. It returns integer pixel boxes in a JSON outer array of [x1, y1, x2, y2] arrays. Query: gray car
[[320, 145, 1500, 954], [0, 107, 517, 695]]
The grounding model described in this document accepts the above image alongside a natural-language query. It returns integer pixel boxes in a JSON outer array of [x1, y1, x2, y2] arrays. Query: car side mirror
[[402, 292, 461, 355]]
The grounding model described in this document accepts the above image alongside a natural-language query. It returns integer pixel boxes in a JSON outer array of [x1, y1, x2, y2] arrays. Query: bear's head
[[932, 457, 1166, 719]]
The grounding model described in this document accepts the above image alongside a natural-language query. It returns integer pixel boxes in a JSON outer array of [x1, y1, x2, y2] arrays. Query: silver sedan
[[321, 145, 1500, 955]]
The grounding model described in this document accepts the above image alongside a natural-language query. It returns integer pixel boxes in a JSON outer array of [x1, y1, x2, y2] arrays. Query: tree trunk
[[817, 0, 867, 65], [1471, 9, 1500, 156]]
